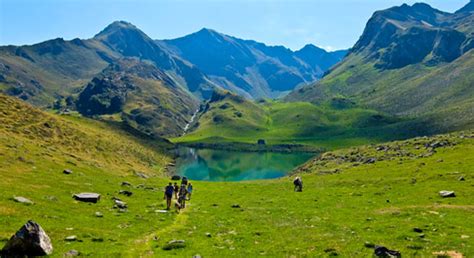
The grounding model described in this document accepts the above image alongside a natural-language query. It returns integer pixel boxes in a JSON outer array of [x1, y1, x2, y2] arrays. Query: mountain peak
[[456, 0, 474, 14], [94, 21, 140, 39]]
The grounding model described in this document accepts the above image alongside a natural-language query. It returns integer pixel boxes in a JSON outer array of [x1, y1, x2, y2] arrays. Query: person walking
[[187, 183, 193, 200], [178, 183, 188, 209], [173, 182, 179, 199], [164, 182, 174, 210]]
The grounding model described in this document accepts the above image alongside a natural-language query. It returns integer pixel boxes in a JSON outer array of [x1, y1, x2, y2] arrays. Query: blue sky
[[0, 0, 468, 51]]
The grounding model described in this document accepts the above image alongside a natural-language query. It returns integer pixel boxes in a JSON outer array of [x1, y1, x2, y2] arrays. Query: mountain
[[286, 2, 474, 133], [158, 29, 347, 99], [76, 58, 199, 138], [0, 21, 216, 107]]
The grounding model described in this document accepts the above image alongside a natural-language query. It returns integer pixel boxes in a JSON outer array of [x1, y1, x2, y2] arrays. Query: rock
[[193, 255, 202, 258], [364, 241, 375, 248], [458, 176, 465, 181], [374, 245, 401, 257], [1, 220, 53, 256], [114, 200, 127, 209], [64, 235, 77, 242], [121, 181, 132, 187], [162, 240, 186, 250], [64, 249, 80, 257], [119, 190, 133, 197], [95, 212, 103, 218], [73, 193, 100, 203], [171, 175, 181, 181], [439, 190, 456, 198], [63, 169, 73, 175], [364, 158, 376, 164], [205, 232, 212, 238], [231, 204, 241, 208], [413, 228, 423, 233], [257, 139, 266, 145], [12, 196, 33, 205], [134, 171, 149, 179]]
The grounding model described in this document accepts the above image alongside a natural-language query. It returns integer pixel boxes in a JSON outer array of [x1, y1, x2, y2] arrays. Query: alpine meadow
[[0, 0, 473, 257]]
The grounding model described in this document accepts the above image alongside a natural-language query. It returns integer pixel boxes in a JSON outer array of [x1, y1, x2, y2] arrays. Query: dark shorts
[[165, 194, 173, 199]]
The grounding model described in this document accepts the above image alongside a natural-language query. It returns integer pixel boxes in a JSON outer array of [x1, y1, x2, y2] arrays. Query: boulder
[[171, 175, 181, 181], [12, 196, 33, 205], [162, 240, 186, 250], [374, 245, 401, 257], [64, 249, 80, 257], [121, 181, 132, 187], [439, 190, 456, 198], [73, 193, 100, 203], [1, 220, 53, 256], [63, 169, 73, 175], [119, 190, 133, 197], [114, 200, 127, 209]]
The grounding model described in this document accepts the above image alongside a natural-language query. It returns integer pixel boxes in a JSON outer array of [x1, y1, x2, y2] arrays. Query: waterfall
[[183, 109, 199, 135]]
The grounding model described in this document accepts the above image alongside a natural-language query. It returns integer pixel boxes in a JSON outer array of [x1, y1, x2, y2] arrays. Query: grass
[[172, 92, 424, 150], [1, 94, 473, 257]]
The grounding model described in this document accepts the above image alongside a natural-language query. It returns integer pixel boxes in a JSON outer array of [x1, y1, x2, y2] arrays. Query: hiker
[[181, 176, 188, 186], [164, 182, 174, 210], [173, 182, 179, 199], [293, 176, 303, 192], [178, 183, 188, 209], [187, 183, 193, 200]]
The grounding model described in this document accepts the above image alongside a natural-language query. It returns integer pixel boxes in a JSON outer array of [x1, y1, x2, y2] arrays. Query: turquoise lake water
[[175, 147, 316, 182]]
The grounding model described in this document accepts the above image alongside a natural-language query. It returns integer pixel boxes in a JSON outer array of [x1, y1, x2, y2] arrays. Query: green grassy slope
[[155, 131, 474, 257], [173, 91, 428, 149], [1, 94, 472, 256], [0, 94, 176, 256]]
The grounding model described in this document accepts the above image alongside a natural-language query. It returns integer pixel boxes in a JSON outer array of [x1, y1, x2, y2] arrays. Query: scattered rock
[[364, 158, 376, 164], [413, 228, 423, 233], [171, 175, 181, 181], [12, 196, 33, 205], [439, 191, 456, 198], [134, 172, 149, 179], [1, 220, 53, 256], [64, 236, 77, 242], [231, 204, 241, 208], [64, 249, 80, 257], [73, 193, 100, 203], [94, 212, 103, 218], [121, 181, 132, 187], [162, 240, 186, 250], [114, 200, 127, 209], [63, 169, 73, 175], [374, 245, 401, 257], [119, 190, 133, 197], [364, 241, 375, 248]]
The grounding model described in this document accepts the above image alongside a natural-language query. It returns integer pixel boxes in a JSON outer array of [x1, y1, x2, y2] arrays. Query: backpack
[[165, 186, 174, 196]]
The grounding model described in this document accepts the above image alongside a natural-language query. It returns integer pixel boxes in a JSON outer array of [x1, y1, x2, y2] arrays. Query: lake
[[174, 147, 316, 182]]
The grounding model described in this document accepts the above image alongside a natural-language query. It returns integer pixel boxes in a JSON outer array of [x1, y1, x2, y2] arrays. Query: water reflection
[[175, 147, 316, 182]]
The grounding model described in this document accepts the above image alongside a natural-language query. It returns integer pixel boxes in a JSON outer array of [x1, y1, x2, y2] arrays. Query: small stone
[[439, 191, 456, 198], [73, 193, 100, 203], [193, 255, 202, 258], [364, 242, 375, 248], [413, 228, 423, 233], [65, 235, 77, 242], [231, 204, 241, 208], [374, 245, 401, 257], [461, 235, 470, 239], [119, 190, 133, 197], [162, 240, 186, 250], [63, 169, 73, 175], [121, 181, 132, 187], [64, 250, 80, 257], [12, 196, 33, 205], [418, 234, 425, 238], [114, 200, 127, 209], [205, 232, 212, 238], [458, 176, 465, 181], [95, 212, 103, 218]]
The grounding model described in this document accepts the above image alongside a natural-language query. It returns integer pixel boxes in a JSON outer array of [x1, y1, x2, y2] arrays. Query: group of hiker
[[164, 176, 193, 212]]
